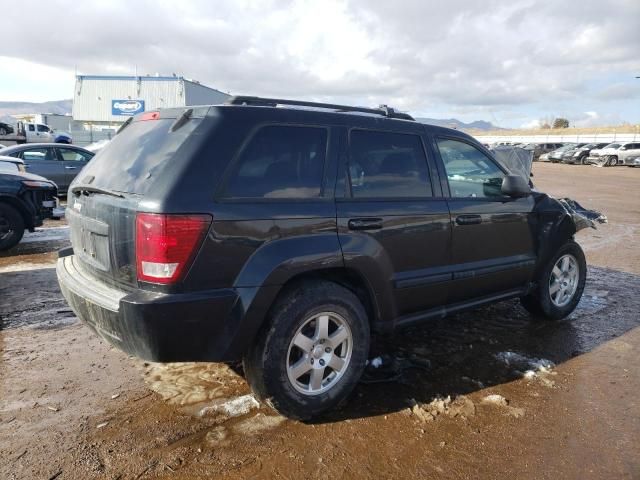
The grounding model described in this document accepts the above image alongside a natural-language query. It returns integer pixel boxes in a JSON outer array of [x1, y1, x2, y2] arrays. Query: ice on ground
[[494, 351, 555, 380], [198, 394, 260, 418], [410, 395, 475, 422], [0, 263, 55, 273], [481, 394, 525, 418], [370, 356, 383, 368], [481, 394, 508, 407], [21, 226, 69, 244]]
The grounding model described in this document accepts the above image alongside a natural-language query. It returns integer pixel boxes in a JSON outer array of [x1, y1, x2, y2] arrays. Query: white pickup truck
[[23, 122, 55, 143]]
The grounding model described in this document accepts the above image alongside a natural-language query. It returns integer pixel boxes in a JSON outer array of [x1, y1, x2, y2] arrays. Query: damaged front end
[[530, 193, 606, 278]]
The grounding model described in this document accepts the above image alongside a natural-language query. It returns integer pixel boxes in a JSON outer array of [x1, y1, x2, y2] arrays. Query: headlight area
[[22, 180, 57, 189], [20, 181, 59, 224]]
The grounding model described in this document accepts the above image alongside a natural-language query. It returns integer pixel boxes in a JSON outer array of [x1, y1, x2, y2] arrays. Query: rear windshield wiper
[[70, 184, 125, 198]]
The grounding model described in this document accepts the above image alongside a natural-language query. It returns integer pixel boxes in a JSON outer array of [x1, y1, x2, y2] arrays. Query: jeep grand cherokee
[[57, 97, 590, 419]]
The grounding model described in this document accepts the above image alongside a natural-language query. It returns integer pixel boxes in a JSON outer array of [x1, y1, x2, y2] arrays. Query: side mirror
[[501, 175, 531, 198]]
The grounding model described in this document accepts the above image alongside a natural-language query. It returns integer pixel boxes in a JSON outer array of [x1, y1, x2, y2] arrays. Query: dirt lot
[[1, 162, 639, 479]]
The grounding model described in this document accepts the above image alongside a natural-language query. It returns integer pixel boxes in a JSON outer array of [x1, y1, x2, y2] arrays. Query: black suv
[[0, 156, 58, 250], [57, 97, 589, 419]]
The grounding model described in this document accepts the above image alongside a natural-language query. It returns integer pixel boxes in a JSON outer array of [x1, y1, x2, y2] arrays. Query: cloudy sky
[[0, 0, 638, 127]]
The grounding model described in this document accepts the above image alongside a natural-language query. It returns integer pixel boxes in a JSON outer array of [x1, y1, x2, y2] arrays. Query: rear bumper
[[56, 254, 253, 362]]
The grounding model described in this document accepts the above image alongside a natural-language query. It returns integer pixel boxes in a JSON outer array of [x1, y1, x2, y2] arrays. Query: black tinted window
[[436, 138, 505, 198], [348, 130, 431, 198], [225, 126, 327, 199]]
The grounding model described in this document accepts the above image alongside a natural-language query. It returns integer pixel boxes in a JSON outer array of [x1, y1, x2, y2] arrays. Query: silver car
[[587, 142, 640, 166]]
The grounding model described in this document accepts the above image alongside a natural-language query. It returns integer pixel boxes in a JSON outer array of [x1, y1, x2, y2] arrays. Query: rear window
[[77, 118, 202, 194]]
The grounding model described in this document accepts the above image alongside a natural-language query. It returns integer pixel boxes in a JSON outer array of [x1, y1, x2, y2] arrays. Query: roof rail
[[226, 96, 415, 121]]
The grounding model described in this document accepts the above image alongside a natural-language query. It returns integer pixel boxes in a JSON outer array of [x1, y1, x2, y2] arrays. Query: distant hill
[[0, 99, 72, 124], [416, 117, 503, 131]]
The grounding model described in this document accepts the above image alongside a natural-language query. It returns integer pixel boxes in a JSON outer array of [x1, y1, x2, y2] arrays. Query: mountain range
[[0, 99, 72, 124], [0, 99, 501, 131]]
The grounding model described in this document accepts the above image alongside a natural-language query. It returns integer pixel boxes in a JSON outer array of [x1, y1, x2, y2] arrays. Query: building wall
[[73, 75, 231, 124], [184, 81, 230, 106], [73, 76, 187, 123]]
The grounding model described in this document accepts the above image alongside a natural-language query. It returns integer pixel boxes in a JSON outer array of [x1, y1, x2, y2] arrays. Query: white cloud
[[520, 119, 542, 129], [0, 0, 638, 126]]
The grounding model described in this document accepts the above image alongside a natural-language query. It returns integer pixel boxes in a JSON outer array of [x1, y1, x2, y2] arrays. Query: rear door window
[[58, 148, 93, 162], [347, 130, 432, 198], [223, 126, 327, 199]]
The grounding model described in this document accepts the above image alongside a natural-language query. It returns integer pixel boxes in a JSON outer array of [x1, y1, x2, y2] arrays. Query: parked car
[[0, 157, 58, 250], [0, 122, 14, 136], [586, 142, 640, 166], [562, 143, 610, 165], [0, 143, 94, 193], [0, 155, 27, 173], [523, 143, 565, 160], [548, 144, 583, 163], [57, 97, 597, 419]]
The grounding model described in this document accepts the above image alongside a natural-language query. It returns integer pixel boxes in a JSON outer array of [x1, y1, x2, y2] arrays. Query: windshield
[[602, 143, 620, 149]]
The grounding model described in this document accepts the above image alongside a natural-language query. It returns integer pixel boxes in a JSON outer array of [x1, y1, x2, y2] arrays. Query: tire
[[520, 240, 586, 320], [0, 203, 25, 251], [243, 280, 370, 420], [609, 156, 618, 166]]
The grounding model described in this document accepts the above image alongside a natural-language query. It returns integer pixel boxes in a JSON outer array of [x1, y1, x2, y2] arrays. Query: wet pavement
[[1, 163, 640, 479]]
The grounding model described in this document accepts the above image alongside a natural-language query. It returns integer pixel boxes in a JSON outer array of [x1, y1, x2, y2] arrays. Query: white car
[[587, 142, 640, 166]]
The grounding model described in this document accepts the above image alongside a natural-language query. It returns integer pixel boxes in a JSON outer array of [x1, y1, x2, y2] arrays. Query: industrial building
[[72, 74, 230, 130]]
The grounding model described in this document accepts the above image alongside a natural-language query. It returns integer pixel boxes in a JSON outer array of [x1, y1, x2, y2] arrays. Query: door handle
[[455, 214, 482, 226], [348, 218, 383, 230], [65, 166, 77, 170]]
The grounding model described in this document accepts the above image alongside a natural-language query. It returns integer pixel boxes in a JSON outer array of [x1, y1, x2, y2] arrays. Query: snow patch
[[0, 263, 55, 273], [494, 351, 555, 379], [198, 394, 260, 418], [20, 226, 69, 244], [369, 356, 383, 368]]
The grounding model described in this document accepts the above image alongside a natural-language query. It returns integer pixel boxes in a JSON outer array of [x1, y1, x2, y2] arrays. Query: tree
[[553, 118, 570, 129]]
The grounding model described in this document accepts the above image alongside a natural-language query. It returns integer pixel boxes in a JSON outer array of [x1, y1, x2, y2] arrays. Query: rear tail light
[[135, 213, 211, 284]]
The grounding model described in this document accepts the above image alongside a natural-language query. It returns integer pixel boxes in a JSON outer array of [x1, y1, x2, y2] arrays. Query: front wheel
[[243, 280, 370, 420], [0, 203, 25, 251], [520, 240, 586, 320]]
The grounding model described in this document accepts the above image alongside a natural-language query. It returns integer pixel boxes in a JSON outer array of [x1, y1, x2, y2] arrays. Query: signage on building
[[111, 100, 145, 116]]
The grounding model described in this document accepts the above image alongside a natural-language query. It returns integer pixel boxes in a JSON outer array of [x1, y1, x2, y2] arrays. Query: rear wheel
[[0, 203, 25, 251], [520, 240, 586, 320], [243, 280, 370, 420]]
